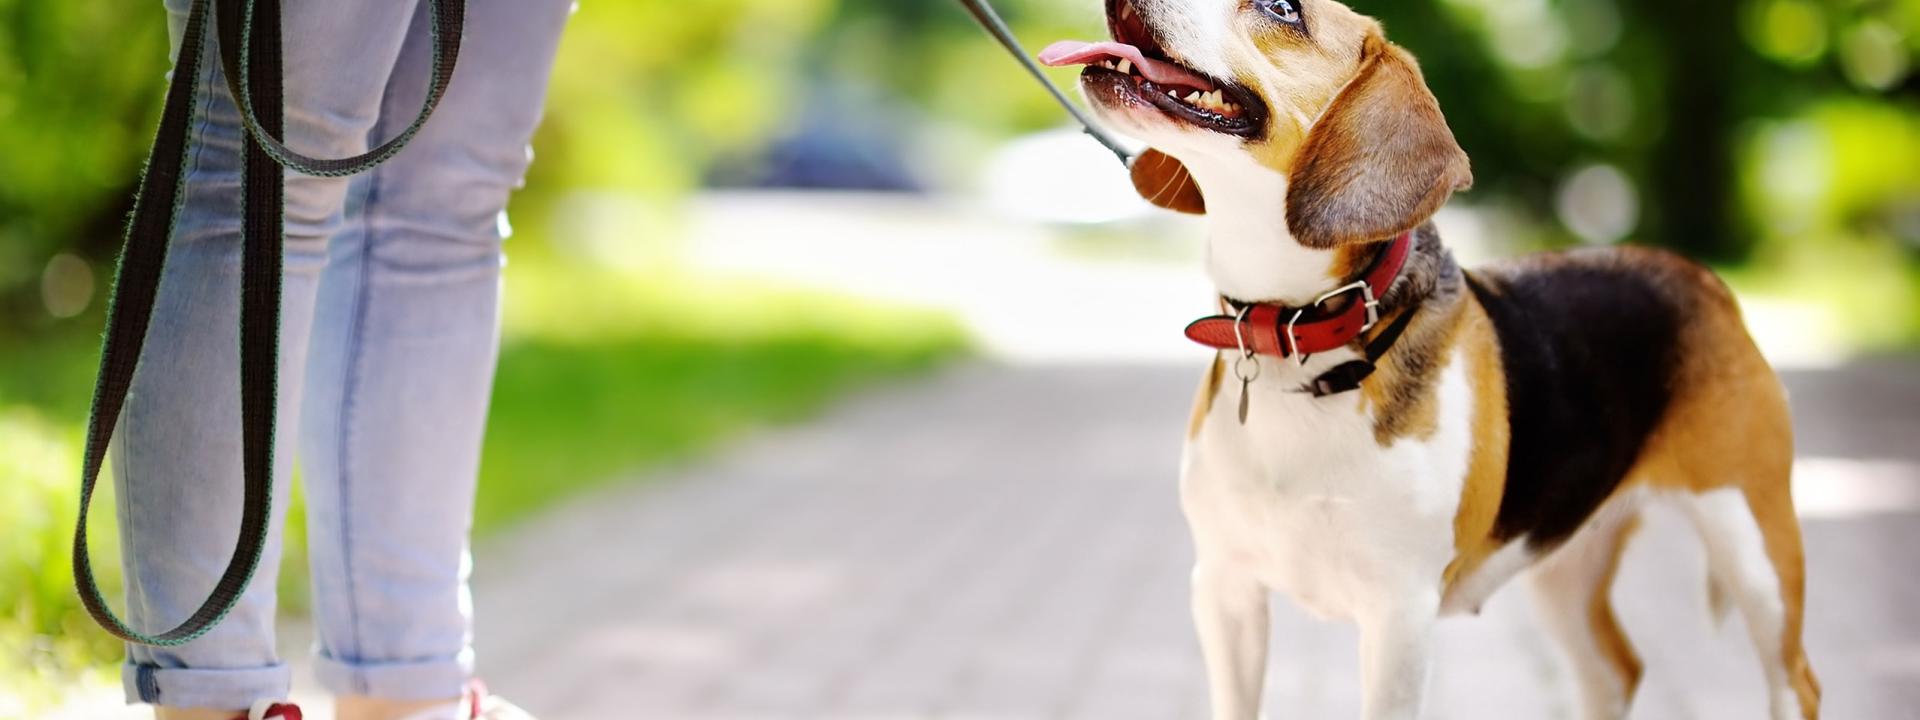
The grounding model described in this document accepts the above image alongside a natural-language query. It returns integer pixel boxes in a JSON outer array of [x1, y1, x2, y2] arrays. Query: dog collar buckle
[[1183, 230, 1413, 360], [1287, 280, 1380, 365]]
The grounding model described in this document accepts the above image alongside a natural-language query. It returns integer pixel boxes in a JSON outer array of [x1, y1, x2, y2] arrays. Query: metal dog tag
[[1233, 354, 1259, 425]]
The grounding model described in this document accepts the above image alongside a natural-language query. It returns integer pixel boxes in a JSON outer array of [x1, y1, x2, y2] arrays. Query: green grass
[[476, 259, 966, 531], [1717, 236, 1920, 352], [0, 258, 966, 712]]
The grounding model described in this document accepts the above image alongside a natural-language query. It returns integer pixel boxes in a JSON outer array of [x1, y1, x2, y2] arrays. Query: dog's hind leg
[[1526, 502, 1644, 720], [1679, 484, 1821, 720], [1191, 563, 1269, 720], [1628, 273, 1820, 719]]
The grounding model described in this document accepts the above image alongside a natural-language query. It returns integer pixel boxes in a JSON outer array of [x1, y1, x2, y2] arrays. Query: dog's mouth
[[1039, 0, 1267, 138]]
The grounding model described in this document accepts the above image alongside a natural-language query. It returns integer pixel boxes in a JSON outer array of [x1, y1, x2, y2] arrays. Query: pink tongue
[[1039, 40, 1215, 90]]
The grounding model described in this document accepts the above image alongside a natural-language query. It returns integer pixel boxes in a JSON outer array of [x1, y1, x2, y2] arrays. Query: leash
[[74, 0, 464, 646], [953, 0, 1136, 168]]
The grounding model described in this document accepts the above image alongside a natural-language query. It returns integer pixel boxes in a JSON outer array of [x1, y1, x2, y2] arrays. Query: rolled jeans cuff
[[312, 647, 474, 700], [123, 661, 291, 709]]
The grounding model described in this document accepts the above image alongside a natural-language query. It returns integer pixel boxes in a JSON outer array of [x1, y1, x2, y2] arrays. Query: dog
[[1040, 1, 1821, 718]]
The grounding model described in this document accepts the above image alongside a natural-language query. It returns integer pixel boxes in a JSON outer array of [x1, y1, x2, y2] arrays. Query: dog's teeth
[[1185, 91, 1201, 104], [1168, 89, 1179, 97], [1116, 59, 1132, 75]]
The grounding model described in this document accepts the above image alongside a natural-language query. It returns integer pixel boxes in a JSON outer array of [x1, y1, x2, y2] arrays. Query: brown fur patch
[[1327, 236, 1384, 284], [1358, 301, 1454, 444], [1353, 225, 1462, 445], [1440, 291, 1510, 593], [1284, 34, 1471, 249], [1190, 355, 1225, 439], [1625, 247, 1785, 495], [1610, 248, 1820, 716], [1592, 515, 1644, 695], [1243, 5, 1376, 173]]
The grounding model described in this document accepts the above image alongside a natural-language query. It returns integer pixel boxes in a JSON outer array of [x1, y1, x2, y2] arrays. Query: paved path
[[460, 359, 1920, 720]]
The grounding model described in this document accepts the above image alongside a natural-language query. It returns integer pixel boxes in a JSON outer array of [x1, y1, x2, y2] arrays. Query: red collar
[[1185, 232, 1413, 359]]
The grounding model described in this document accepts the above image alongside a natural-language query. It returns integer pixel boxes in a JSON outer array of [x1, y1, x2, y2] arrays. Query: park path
[[52, 193, 1918, 719], [454, 358, 1920, 720]]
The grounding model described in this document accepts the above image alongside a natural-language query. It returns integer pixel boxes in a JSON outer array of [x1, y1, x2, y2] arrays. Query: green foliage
[[5, 0, 1919, 319], [1360, 0, 1920, 260], [0, 407, 121, 714], [0, 0, 170, 320]]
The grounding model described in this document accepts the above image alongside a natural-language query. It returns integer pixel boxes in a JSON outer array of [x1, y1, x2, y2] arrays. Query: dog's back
[[1464, 247, 1731, 550], [1461, 246, 1820, 718]]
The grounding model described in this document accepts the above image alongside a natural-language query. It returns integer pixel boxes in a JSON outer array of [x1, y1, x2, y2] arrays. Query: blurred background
[[3, 0, 1918, 717]]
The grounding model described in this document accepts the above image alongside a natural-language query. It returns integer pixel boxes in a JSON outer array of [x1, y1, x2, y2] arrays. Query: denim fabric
[[118, 0, 573, 708]]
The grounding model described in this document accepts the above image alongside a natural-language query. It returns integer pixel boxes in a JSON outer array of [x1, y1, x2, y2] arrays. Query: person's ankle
[[154, 708, 247, 720], [334, 695, 464, 720]]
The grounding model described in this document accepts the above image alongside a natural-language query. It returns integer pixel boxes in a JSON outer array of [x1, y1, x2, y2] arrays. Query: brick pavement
[[463, 361, 1920, 719]]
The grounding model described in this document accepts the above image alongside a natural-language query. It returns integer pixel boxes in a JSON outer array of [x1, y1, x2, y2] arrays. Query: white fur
[[1085, 3, 1802, 718], [1086, 0, 1348, 305], [1676, 488, 1803, 720], [1108, 3, 1480, 716], [1182, 153, 1346, 305], [1523, 487, 1650, 720], [1181, 342, 1477, 720], [1111, 3, 1488, 714]]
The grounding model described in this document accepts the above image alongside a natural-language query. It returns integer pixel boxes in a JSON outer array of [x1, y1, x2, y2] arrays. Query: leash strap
[[74, 0, 463, 647], [953, 0, 1135, 167]]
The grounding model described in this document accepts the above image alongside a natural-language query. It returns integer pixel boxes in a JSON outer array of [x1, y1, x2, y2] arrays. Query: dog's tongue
[[1039, 40, 1215, 90]]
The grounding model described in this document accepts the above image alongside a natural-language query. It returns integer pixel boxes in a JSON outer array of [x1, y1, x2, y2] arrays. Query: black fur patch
[[1466, 252, 1684, 549]]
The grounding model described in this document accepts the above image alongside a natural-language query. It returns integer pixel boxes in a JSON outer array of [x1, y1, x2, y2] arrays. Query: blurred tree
[[0, 0, 168, 325], [2, 0, 1915, 326], [1365, 0, 1918, 261]]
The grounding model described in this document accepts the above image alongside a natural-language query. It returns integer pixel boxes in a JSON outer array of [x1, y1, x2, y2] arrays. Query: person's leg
[[118, 1, 419, 715], [296, 0, 574, 716]]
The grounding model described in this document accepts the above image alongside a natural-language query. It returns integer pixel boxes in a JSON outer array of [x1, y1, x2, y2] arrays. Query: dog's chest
[[1181, 353, 1474, 619]]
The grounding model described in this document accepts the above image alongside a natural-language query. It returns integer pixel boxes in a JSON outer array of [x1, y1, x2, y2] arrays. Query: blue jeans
[[118, 0, 573, 708]]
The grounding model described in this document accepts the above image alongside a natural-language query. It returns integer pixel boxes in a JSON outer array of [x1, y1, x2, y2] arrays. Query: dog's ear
[[1286, 34, 1471, 248], [1131, 149, 1207, 214]]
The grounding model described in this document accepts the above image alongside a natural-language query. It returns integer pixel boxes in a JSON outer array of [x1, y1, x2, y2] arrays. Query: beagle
[[1040, 1, 1821, 718]]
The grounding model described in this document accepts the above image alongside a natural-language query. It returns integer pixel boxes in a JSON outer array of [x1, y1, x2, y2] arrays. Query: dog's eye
[[1259, 0, 1303, 26]]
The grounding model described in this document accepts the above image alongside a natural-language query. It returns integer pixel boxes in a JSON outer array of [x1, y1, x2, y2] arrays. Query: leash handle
[[217, 0, 465, 178], [73, 0, 462, 647], [953, 0, 1136, 168]]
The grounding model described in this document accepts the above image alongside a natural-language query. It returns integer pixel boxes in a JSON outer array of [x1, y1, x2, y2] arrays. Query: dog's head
[[1041, 0, 1472, 247]]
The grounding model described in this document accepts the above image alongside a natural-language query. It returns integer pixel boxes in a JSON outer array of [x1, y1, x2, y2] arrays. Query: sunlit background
[[3, 0, 1918, 716]]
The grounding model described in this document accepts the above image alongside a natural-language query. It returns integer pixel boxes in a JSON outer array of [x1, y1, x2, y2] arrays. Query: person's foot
[[154, 701, 301, 720], [348, 680, 532, 720], [248, 703, 303, 720], [459, 680, 535, 720]]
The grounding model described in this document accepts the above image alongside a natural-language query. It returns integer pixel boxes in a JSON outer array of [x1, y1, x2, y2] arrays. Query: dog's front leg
[[1192, 563, 1269, 720], [1357, 592, 1440, 720]]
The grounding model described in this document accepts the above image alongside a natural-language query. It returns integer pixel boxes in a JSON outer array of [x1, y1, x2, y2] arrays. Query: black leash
[[74, 0, 463, 647], [953, 0, 1135, 168]]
